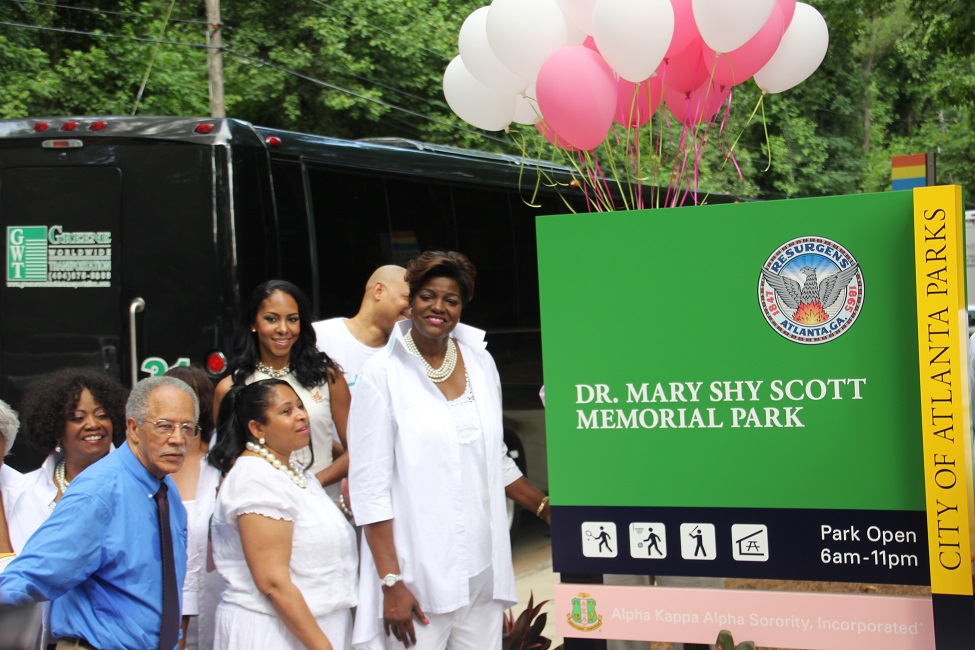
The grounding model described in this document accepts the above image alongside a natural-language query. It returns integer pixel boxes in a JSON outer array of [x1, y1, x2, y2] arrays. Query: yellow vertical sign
[[913, 184, 974, 596]]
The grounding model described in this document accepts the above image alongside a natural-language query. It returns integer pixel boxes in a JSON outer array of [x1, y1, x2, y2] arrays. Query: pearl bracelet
[[536, 496, 550, 518], [338, 494, 354, 518]]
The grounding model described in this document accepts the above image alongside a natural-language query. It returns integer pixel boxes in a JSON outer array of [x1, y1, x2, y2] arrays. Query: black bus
[[0, 116, 735, 513]]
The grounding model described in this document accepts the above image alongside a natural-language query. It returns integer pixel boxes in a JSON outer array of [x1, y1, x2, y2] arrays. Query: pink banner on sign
[[555, 584, 934, 649]]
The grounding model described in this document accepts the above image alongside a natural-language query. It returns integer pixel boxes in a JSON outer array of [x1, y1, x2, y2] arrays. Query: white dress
[[211, 456, 357, 648], [181, 455, 223, 650]]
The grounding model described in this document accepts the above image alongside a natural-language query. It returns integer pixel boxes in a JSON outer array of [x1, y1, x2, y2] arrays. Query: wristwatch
[[381, 573, 403, 588]]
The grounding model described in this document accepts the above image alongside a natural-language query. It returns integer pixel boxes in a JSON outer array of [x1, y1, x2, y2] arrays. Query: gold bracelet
[[535, 496, 550, 517]]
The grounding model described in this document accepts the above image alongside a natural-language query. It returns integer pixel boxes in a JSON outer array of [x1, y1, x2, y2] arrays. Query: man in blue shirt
[[0, 375, 197, 650]]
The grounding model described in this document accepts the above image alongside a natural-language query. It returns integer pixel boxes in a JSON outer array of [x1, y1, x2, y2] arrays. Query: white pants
[[384, 568, 502, 650], [215, 601, 352, 649]]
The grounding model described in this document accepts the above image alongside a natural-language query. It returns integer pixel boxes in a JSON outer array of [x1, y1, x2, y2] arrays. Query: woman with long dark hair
[[214, 280, 351, 492], [209, 379, 357, 649]]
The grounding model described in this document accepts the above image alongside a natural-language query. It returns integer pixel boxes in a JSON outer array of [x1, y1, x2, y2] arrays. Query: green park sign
[[538, 188, 974, 648]]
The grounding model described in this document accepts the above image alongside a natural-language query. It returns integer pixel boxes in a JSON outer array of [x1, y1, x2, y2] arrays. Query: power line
[[0, 19, 507, 145], [222, 46, 508, 146], [221, 29, 444, 110], [0, 19, 207, 48], [3, 0, 210, 26]]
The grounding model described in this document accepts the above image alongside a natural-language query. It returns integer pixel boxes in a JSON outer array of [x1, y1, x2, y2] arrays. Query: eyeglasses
[[141, 419, 201, 438]]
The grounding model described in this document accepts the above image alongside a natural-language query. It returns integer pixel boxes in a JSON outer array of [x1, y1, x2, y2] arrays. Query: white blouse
[[10, 446, 116, 552], [0, 464, 25, 541], [9, 452, 59, 553], [181, 455, 223, 616], [211, 456, 358, 617], [348, 321, 522, 650]]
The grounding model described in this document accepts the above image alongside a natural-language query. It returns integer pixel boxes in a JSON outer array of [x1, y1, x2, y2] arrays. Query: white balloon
[[564, 16, 588, 46], [555, 0, 596, 35], [592, 0, 674, 82], [459, 7, 529, 95], [513, 83, 542, 125], [753, 2, 828, 93], [486, 0, 569, 82], [443, 56, 516, 131], [692, 0, 775, 53]]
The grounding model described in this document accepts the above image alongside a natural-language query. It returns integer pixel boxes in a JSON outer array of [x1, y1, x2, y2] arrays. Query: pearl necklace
[[256, 362, 290, 378], [404, 328, 457, 383], [245, 441, 307, 488], [54, 459, 70, 494]]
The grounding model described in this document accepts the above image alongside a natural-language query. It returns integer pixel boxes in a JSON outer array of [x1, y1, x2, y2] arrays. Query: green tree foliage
[[0, 0, 971, 201], [736, 0, 974, 199], [218, 0, 486, 143], [0, 0, 209, 117]]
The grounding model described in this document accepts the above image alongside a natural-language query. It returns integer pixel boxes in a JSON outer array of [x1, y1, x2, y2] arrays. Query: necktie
[[154, 483, 179, 650]]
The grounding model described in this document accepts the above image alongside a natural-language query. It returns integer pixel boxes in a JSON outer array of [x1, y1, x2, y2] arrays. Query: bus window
[[386, 178, 454, 260], [306, 166, 389, 317], [270, 161, 315, 301], [452, 186, 516, 330]]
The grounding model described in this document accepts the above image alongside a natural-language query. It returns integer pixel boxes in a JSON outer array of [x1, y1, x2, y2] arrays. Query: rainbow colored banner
[[892, 154, 929, 191]]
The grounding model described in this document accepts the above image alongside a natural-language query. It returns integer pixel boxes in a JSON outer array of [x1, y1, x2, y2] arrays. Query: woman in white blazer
[[349, 250, 550, 650]]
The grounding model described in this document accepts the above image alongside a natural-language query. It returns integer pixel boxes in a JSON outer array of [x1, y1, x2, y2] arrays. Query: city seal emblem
[[758, 236, 864, 344], [567, 593, 603, 632]]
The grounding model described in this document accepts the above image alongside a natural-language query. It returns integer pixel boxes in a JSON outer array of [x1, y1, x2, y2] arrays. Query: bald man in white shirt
[[313, 266, 411, 476], [313, 265, 411, 391]]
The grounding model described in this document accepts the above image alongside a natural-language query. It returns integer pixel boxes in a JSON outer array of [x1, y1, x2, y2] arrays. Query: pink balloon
[[778, 0, 797, 29], [702, 3, 785, 87], [535, 120, 576, 151], [657, 38, 709, 94], [665, 81, 729, 126], [614, 76, 662, 127], [536, 46, 617, 151], [666, 0, 699, 58], [582, 35, 599, 53]]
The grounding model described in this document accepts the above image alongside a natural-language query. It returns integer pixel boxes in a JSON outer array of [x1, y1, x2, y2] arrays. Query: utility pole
[[205, 0, 225, 118]]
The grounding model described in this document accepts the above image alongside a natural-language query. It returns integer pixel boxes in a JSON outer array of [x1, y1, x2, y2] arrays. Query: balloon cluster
[[443, 0, 829, 206]]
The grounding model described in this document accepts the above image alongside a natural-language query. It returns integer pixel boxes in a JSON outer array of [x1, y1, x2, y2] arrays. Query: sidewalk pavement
[[512, 513, 562, 645]]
